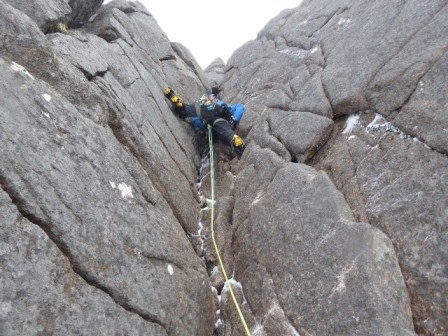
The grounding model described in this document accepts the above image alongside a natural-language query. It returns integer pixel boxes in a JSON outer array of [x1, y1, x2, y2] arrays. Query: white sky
[[105, 0, 302, 69]]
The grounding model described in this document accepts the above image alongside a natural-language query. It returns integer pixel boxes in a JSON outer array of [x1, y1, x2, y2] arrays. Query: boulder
[[3, 0, 71, 31], [204, 57, 226, 87], [68, 0, 104, 27], [3, 0, 105, 31]]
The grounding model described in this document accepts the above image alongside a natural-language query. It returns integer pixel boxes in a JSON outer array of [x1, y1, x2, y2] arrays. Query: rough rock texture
[[204, 57, 226, 87], [215, 0, 447, 335], [314, 114, 448, 336], [0, 0, 214, 335], [0, 188, 165, 335], [234, 159, 415, 336], [3, 0, 104, 31], [68, 0, 104, 27], [1, 0, 447, 335], [3, 0, 71, 30]]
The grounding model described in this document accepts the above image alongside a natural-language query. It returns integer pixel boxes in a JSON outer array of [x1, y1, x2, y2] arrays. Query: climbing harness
[[207, 125, 252, 336]]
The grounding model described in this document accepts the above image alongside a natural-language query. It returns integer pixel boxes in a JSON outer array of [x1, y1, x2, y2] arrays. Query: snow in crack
[[10, 61, 35, 80], [342, 114, 360, 134], [343, 112, 432, 150]]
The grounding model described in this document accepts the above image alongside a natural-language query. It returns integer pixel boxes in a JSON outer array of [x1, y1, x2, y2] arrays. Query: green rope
[[207, 125, 252, 336]]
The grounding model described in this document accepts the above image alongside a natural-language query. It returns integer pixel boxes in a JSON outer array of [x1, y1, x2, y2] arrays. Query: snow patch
[[198, 221, 204, 234], [200, 197, 215, 211], [251, 191, 265, 205], [222, 278, 248, 304], [222, 278, 243, 292], [42, 93, 52, 102], [10, 61, 34, 80], [342, 114, 360, 134], [289, 324, 301, 336], [252, 323, 264, 335], [366, 113, 386, 131], [310, 46, 319, 54], [211, 266, 220, 277], [345, 113, 432, 150], [279, 48, 308, 59], [419, 81, 424, 91], [118, 183, 133, 199], [215, 318, 222, 329], [109, 181, 134, 199], [167, 264, 174, 275], [338, 17, 351, 26], [366, 114, 419, 141]]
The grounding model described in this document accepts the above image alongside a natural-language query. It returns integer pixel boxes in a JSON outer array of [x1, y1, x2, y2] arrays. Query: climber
[[164, 86, 246, 158]]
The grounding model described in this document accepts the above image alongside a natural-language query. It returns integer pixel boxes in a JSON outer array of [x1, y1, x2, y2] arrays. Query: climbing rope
[[207, 125, 252, 336]]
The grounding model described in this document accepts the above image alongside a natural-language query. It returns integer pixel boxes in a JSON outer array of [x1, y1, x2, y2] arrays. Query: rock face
[[217, 0, 447, 335], [0, 0, 214, 335], [68, 0, 105, 27], [3, 0, 104, 30], [0, 188, 167, 335], [1, 0, 446, 336], [204, 57, 226, 86], [314, 114, 448, 336], [3, 0, 71, 30]]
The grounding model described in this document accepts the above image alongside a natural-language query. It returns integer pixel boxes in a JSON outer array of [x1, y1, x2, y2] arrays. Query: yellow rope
[[207, 125, 252, 336]]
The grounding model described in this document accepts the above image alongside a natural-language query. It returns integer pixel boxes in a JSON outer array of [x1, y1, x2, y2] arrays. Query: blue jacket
[[191, 100, 245, 131]]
